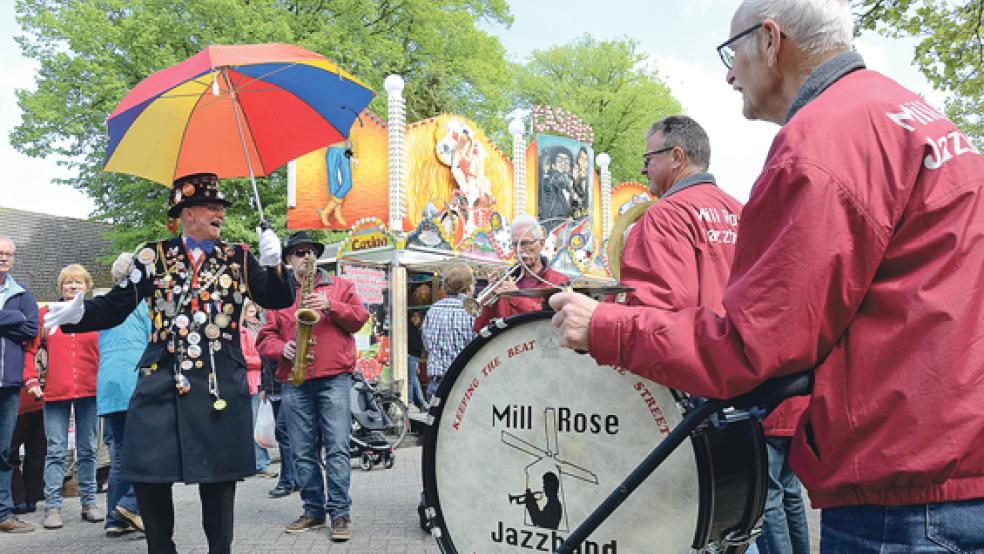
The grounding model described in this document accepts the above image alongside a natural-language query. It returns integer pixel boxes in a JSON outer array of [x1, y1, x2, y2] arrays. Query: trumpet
[[463, 262, 522, 316]]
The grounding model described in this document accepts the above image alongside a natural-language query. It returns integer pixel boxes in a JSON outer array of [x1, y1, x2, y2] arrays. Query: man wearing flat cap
[[43, 173, 294, 554], [256, 231, 368, 541]]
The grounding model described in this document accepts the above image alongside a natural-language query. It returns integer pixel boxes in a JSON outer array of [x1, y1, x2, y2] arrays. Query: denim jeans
[[271, 399, 295, 490], [757, 436, 810, 554], [0, 386, 21, 523], [43, 396, 98, 509], [821, 497, 984, 553], [426, 374, 443, 401], [250, 394, 271, 473], [283, 374, 351, 520], [407, 356, 426, 408], [103, 411, 140, 527]]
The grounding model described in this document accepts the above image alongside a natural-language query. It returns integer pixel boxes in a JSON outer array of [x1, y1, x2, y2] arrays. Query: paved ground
[[6, 439, 822, 552]]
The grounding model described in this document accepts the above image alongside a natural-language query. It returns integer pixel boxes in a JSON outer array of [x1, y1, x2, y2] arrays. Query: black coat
[[64, 237, 294, 483]]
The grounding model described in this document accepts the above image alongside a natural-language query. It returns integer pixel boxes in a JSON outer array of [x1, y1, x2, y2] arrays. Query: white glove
[[43, 293, 85, 334], [257, 227, 282, 267], [111, 252, 135, 284]]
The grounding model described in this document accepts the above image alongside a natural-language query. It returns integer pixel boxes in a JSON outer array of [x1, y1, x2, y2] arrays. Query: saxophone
[[289, 252, 320, 386]]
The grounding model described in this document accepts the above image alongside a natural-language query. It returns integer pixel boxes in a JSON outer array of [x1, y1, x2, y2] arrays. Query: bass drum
[[422, 312, 766, 553]]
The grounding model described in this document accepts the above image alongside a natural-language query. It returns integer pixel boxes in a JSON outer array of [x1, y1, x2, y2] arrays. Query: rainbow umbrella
[[104, 43, 374, 222]]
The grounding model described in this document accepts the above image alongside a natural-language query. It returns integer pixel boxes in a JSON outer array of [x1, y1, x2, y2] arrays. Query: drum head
[[423, 312, 700, 552]]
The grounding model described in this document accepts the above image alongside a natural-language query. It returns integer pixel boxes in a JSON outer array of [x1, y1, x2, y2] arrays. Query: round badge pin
[[187, 344, 202, 359], [180, 360, 193, 371], [174, 314, 190, 328], [137, 247, 156, 266], [213, 398, 227, 411], [193, 311, 208, 325], [187, 332, 201, 345], [204, 324, 221, 340], [219, 274, 232, 289]]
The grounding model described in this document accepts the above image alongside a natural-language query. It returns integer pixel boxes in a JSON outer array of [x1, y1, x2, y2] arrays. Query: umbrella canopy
[[105, 43, 374, 188]]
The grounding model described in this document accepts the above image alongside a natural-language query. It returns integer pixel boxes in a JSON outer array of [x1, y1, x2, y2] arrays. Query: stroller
[[350, 372, 396, 471]]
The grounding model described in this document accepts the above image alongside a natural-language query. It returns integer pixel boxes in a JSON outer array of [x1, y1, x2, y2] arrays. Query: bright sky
[[0, 0, 947, 219]]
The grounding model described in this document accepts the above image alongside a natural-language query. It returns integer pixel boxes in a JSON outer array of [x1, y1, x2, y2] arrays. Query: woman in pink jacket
[[241, 300, 275, 477], [24, 264, 101, 529]]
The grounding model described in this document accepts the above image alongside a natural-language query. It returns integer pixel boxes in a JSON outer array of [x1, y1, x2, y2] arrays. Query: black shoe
[[268, 486, 291, 498], [12, 504, 29, 515]]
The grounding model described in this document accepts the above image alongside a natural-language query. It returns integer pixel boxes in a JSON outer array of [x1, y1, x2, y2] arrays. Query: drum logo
[[490, 407, 618, 552]]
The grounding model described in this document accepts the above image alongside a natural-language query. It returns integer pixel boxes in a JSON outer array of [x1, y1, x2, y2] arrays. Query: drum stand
[[556, 372, 812, 554]]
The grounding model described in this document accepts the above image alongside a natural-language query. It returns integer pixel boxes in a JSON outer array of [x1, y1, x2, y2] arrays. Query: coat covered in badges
[[256, 270, 368, 382], [63, 237, 294, 484], [589, 54, 984, 508]]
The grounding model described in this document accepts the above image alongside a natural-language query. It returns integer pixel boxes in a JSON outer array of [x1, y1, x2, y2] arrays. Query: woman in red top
[[24, 264, 101, 528]]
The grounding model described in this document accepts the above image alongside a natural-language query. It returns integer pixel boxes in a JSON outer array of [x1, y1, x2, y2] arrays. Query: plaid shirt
[[421, 294, 476, 378]]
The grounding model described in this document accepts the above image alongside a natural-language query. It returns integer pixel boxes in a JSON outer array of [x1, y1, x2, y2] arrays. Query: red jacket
[[473, 263, 569, 331], [24, 305, 100, 402], [589, 63, 984, 508], [256, 273, 369, 382], [619, 179, 741, 311], [240, 325, 261, 395]]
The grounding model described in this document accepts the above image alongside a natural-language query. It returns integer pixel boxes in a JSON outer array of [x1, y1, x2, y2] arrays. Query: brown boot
[[318, 199, 336, 226], [332, 200, 347, 226]]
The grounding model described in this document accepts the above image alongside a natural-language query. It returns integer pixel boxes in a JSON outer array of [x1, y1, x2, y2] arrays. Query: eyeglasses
[[510, 239, 541, 249], [290, 248, 315, 257], [642, 146, 673, 167], [716, 23, 786, 70]]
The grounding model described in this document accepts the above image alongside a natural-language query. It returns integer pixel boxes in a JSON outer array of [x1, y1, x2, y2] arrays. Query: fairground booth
[[286, 75, 654, 399]]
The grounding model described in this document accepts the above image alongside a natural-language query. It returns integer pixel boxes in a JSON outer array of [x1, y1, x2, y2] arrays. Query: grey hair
[[736, 0, 853, 57], [647, 115, 711, 172], [510, 214, 544, 239], [0, 235, 15, 251]]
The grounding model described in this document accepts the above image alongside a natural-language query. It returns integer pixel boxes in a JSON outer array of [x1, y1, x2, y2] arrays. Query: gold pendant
[[212, 398, 227, 411]]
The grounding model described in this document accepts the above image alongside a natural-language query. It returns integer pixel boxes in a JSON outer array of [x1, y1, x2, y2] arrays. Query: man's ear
[[763, 18, 783, 67]]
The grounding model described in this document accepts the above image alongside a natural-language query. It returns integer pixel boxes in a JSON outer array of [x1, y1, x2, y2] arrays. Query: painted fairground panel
[[535, 134, 593, 224], [404, 114, 514, 260], [611, 181, 654, 220], [288, 109, 388, 230]]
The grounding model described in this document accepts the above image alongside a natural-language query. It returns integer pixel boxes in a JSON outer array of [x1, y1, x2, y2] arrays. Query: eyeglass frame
[[641, 146, 674, 167], [716, 23, 786, 70], [510, 238, 542, 250], [288, 247, 316, 258]]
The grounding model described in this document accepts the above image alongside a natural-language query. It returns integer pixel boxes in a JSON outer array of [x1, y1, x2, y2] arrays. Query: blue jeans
[[0, 387, 21, 523], [103, 411, 139, 527], [271, 399, 296, 490], [283, 374, 351, 520], [407, 356, 426, 407], [821, 498, 984, 553], [757, 437, 810, 554], [43, 396, 98, 509], [250, 394, 271, 473], [426, 375, 443, 401]]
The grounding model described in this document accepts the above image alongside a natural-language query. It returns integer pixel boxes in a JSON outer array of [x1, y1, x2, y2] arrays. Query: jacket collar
[[663, 172, 717, 199], [785, 51, 866, 124], [0, 275, 25, 309]]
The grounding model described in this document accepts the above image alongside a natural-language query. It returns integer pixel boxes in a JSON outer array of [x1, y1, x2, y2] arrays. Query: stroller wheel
[[361, 454, 373, 471], [384, 454, 395, 469]]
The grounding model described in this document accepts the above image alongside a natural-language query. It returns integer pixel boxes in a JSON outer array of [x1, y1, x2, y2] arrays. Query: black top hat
[[168, 173, 233, 218], [283, 231, 326, 262]]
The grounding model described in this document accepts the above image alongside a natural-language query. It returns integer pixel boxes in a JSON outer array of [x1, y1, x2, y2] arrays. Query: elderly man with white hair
[[472, 214, 568, 331], [550, 0, 984, 551]]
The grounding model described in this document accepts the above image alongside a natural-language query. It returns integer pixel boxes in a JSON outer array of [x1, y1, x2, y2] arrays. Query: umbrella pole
[[221, 67, 267, 227]]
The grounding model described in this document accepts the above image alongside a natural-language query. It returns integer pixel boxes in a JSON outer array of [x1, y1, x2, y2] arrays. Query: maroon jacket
[[588, 55, 984, 508], [473, 262, 568, 331], [619, 176, 741, 311], [256, 272, 369, 381]]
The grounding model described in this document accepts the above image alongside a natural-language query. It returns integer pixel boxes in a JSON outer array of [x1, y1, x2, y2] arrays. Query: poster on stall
[[338, 262, 391, 381]]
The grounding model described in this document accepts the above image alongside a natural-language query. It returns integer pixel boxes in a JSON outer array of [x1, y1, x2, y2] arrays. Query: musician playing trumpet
[[256, 231, 368, 541], [472, 214, 569, 332]]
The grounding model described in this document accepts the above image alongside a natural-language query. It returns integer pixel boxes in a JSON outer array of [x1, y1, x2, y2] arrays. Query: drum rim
[[421, 310, 553, 551]]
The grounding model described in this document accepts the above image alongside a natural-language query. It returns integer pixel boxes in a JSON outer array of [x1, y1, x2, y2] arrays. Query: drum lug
[[425, 507, 443, 538], [479, 326, 493, 338], [429, 395, 441, 408], [493, 318, 508, 329], [424, 414, 435, 426]]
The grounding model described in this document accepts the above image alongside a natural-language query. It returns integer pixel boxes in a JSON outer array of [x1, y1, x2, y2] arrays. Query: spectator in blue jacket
[[0, 235, 40, 533], [97, 256, 150, 538]]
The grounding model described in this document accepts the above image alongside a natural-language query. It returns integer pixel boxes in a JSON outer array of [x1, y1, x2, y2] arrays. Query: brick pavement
[[4, 441, 822, 552], [2, 444, 439, 553]]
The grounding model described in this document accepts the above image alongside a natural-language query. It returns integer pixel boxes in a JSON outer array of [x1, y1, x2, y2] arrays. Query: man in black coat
[[43, 173, 294, 553]]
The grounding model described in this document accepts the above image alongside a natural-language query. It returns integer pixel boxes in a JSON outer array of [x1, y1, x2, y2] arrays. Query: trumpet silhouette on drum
[[509, 471, 563, 530]]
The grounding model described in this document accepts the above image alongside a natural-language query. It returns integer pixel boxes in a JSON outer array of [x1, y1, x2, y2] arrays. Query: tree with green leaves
[[852, 0, 982, 144], [10, 0, 514, 251], [512, 35, 682, 185]]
